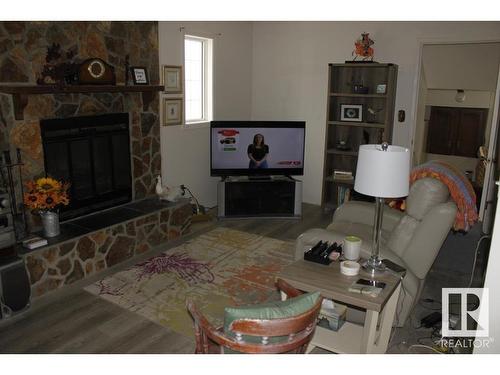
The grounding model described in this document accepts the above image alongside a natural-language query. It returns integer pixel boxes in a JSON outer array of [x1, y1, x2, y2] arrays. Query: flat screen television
[[210, 121, 305, 177]]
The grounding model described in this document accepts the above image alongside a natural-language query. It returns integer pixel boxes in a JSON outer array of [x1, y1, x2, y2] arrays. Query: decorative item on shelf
[[163, 97, 184, 126], [36, 43, 79, 85], [352, 84, 369, 94], [367, 106, 383, 123], [23, 177, 70, 238], [130, 66, 149, 85], [351, 33, 374, 62], [162, 65, 183, 93], [376, 84, 387, 94], [77, 58, 116, 85], [336, 140, 350, 151], [340, 104, 363, 122]]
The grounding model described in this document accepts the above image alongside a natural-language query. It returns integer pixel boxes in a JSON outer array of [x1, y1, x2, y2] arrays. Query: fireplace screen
[[40, 113, 132, 220]]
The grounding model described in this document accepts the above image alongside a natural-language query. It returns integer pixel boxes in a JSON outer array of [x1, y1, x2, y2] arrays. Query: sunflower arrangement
[[23, 177, 70, 212]]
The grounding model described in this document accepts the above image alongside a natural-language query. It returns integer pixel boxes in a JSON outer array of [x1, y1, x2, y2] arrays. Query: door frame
[[410, 38, 500, 161], [480, 65, 500, 231], [410, 38, 500, 221]]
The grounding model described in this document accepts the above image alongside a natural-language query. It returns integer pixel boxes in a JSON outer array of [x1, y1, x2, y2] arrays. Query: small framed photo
[[376, 84, 387, 94], [162, 65, 183, 93], [130, 67, 149, 85], [163, 98, 183, 126], [340, 104, 363, 122]]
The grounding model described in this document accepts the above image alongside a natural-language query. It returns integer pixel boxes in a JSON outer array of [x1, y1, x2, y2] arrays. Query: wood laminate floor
[[0, 203, 332, 354]]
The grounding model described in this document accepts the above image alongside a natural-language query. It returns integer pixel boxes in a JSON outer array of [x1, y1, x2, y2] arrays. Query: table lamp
[[354, 142, 410, 274]]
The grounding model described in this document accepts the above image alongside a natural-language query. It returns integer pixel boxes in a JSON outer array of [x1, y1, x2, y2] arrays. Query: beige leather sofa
[[296, 178, 457, 326]]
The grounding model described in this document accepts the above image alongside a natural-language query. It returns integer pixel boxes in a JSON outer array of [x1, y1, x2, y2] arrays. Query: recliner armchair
[[296, 178, 457, 326]]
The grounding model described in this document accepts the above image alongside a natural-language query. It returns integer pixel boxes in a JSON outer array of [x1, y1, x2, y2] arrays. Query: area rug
[[84, 227, 295, 338]]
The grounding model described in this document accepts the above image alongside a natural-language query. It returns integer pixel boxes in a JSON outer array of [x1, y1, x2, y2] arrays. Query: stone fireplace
[[0, 22, 193, 298], [0, 21, 162, 224]]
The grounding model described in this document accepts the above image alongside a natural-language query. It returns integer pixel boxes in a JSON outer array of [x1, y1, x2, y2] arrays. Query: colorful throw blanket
[[410, 161, 478, 232]]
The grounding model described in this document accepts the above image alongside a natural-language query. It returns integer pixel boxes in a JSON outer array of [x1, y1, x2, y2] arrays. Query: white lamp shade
[[354, 144, 410, 198]]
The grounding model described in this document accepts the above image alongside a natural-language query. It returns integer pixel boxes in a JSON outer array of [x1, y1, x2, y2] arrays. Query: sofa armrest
[[332, 201, 404, 233]]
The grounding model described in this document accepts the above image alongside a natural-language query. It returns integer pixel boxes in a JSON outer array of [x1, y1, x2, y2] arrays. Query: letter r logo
[[442, 288, 489, 337]]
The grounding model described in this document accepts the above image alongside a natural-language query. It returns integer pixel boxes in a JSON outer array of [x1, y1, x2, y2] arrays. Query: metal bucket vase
[[40, 211, 60, 238]]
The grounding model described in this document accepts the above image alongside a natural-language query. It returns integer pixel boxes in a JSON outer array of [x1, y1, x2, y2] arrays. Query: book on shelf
[[337, 185, 351, 206], [333, 170, 354, 181], [333, 169, 352, 177], [22, 236, 48, 249]]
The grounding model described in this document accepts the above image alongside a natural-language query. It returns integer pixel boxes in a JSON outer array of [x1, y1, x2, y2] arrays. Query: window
[[184, 35, 213, 124]]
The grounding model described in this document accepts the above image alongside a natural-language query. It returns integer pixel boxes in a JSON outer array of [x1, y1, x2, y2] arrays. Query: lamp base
[[362, 256, 386, 275]]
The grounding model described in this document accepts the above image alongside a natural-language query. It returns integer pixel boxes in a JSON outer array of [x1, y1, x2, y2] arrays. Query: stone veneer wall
[[0, 22, 161, 211], [25, 201, 192, 298]]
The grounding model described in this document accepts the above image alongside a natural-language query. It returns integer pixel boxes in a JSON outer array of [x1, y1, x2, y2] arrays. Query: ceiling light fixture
[[455, 89, 466, 103]]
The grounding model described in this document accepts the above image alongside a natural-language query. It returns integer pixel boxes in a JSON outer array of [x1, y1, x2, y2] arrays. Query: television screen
[[210, 121, 305, 176]]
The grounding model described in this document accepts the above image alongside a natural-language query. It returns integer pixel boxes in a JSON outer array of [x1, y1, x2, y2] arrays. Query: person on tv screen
[[247, 133, 269, 169]]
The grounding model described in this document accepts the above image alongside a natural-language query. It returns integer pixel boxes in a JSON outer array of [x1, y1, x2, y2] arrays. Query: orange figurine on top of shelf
[[352, 33, 374, 61]]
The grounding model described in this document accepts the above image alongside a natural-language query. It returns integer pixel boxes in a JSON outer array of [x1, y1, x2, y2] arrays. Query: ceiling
[[422, 42, 500, 91]]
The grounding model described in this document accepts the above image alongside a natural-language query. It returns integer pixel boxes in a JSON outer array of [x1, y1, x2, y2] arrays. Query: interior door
[[456, 108, 487, 157], [426, 107, 456, 155], [481, 64, 500, 234]]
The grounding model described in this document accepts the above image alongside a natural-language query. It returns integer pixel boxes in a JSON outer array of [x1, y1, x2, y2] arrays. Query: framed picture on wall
[[163, 98, 183, 126], [162, 65, 183, 93]]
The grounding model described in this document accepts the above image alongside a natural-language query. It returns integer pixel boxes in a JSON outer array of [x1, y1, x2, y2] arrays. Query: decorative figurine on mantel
[[155, 175, 183, 202], [351, 33, 375, 62], [37, 43, 78, 85]]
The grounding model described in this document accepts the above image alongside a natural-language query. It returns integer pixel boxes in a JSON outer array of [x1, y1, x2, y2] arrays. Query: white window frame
[[184, 34, 213, 128]]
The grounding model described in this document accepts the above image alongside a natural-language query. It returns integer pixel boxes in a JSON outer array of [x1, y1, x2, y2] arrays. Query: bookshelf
[[321, 63, 398, 210]]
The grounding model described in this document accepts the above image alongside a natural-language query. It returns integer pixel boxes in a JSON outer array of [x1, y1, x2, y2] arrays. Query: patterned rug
[[84, 227, 295, 338]]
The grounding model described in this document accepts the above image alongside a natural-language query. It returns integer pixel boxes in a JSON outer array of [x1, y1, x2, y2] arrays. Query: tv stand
[[248, 175, 272, 181], [217, 176, 302, 218]]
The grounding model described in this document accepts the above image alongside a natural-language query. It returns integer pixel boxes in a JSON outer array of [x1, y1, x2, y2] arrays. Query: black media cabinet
[[217, 176, 302, 218]]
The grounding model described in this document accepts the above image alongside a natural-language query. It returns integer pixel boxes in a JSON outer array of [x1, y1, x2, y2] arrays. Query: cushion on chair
[[223, 291, 321, 351], [386, 215, 420, 257], [406, 178, 449, 220]]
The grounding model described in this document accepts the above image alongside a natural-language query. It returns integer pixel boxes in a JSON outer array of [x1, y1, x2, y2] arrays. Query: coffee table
[[277, 259, 402, 354]]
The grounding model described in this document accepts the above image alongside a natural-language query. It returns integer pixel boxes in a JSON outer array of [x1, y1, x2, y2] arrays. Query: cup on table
[[343, 235, 362, 261]]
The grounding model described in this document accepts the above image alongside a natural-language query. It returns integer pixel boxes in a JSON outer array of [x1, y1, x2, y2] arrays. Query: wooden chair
[[186, 278, 322, 354]]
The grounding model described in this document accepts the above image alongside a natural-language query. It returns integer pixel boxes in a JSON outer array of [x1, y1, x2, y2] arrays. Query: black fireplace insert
[[40, 113, 132, 221]]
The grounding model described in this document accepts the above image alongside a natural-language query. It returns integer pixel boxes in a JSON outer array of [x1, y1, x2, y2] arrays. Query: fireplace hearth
[[40, 113, 132, 220]]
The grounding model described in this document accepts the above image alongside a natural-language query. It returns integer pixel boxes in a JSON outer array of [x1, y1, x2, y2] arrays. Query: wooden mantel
[[0, 84, 164, 120]]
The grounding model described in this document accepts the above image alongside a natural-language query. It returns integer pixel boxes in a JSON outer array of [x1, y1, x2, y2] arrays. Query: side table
[[277, 259, 401, 354]]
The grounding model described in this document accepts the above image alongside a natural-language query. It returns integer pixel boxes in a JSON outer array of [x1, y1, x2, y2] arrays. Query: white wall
[[422, 43, 500, 91], [158, 22, 253, 207], [250, 22, 500, 205]]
